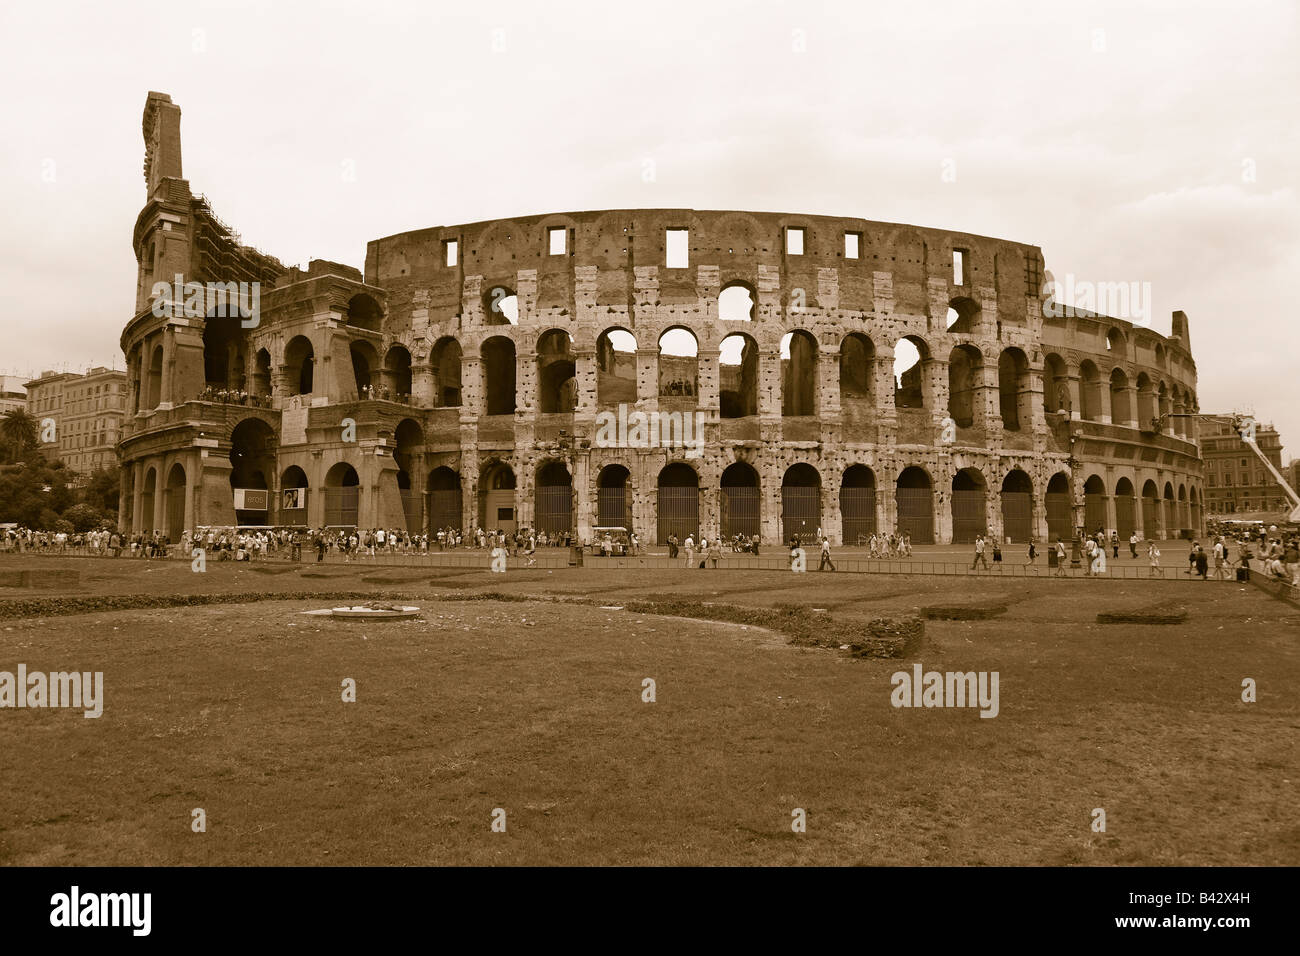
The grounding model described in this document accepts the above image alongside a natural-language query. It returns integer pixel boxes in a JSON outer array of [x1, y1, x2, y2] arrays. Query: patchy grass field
[[1, 554, 1297, 865]]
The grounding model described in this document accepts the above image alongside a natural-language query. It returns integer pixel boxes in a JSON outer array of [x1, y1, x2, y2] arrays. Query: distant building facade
[[1201, 417, 1288, 515], [24, 367, 127, 475], [0, 375, 26, 417]]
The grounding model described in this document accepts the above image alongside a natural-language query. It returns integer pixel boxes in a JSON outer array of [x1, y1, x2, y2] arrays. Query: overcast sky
[[1, 0, 1296, 456]]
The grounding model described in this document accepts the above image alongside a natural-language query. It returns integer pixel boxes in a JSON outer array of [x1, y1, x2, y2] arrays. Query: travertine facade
[[119, 92, 1204, 544]]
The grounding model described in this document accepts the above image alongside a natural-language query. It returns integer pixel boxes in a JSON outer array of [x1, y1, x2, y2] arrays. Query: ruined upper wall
[[364, 209, 1043, 327]]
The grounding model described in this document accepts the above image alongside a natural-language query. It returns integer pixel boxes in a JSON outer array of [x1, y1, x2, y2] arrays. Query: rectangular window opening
[[953, 249, 966, 285], [666, 229, 689, 268], [444, 239, 458, 268], [844, 232, 860, 259], [786, 228, 804, 255], [548, 227, 566, 256]]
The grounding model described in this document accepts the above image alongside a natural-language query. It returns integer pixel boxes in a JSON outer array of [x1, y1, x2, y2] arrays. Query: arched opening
[[140, 467, 156, 533], [394, 418, 423, 532], [383, 345, 413, 402], [1046, 472, 1073, 541], [478, 461, 516, 531], [947, 297, 979, 334], [1142, 479, 1161, 540], [720, 461, 760, 538], [323, 463, 360, 528], [1106, 328, 1125, 355], [1135, 373, 1156, 431], [781, 330, 818, 416], [1162, 481, 1176, 536], [596, 329, 637, 406], [781, 463, 821, 543], [350, 341, 378, 399], [1043, 353, 1069, 414], [596, 464, 631, 528], [719, 282, 756, 321], [895, 466, 934, 544], [893, 336, 929, 409], [534, 461, 573, 535], [284, 336, 314, 396], [998, 348, 1030, 431], [481, 337, 517, 415], [146, 345, 163, 409], [1157, 382, 1171, 431], [658, 328, 698, 403], [1079, 361, 1102, 421], [656, 462, 699, 544], [1177, 483, 1188, 533], [1189, 486, 1201, 531], [346, 293, 383, 332], [427, 467, 462, 532], [537, 330, 577, 413], [1083, 474, 1108, 533], [839, 333, 875, 404], [483, 286, 518, 326], [948, 345, 982, 429], [1114, 476, 1136, 540], [202, 312, 245, 390], [719, 333, 758, 418], [252, 349, 272, 399], [1000, 469, 1033, 542], [840, 465, 877, 544], [429, 337, 462, 407], [1109, 367, 1132, 426], [164, 462, 186, 540], [280, 465, 308, 526], [230, 418, 275, 525], [952, 468, 988, 543]]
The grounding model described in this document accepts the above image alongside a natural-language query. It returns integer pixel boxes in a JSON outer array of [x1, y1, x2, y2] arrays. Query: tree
[[0, 409, 39, 464], [62, 502, 108, 532], [83, 464, 122, 512], [0, 459, 76, 526]]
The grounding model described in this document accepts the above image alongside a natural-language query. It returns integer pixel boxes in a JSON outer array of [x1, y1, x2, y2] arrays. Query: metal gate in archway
[[399, 491, 423, 534], [597, 487, 629, 528], [657, 486, 699, 544], [429, 489, 462, 531], [1000, 493, 1032, 543], [951, 490, 987, 544], [324, 487, 359, 528], [1115, 496, 1136, 540], [781, 487, 821, 544], [895, 488, 934, 544], [721, 486, 760, 538], [840, 488, 877, 544], [1084, 494, 1108, 532], [1045, 493, 1072, 541], [535, 484, 573, 535], [1142, 497, 1160, 540]]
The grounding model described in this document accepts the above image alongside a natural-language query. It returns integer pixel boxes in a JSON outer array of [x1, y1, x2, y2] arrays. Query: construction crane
[[1155, 412, 1300, 523]]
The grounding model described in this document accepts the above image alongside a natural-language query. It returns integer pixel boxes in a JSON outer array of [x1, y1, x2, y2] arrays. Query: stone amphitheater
[[119, 92, 1204, 546]]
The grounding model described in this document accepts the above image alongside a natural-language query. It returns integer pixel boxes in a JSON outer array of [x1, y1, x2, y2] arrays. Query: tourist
[[1129, 531, 1138, 558], [682, 533, 695, 568], [1027, 540, 1037, 567], [818, 537, 835, 572], [1148, 540, 1162, 576], [970, 534, 989, 571]]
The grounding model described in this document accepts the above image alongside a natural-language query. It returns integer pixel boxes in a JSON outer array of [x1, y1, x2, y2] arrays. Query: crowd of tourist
[[198, 386, 272, 407]]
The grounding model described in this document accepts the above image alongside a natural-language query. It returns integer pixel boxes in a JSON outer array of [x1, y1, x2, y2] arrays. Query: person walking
[[1027, 540, 1037, 568], [683, 534, 695, 569], [818, 537, 836, 572], [970, 534, 989, 571], [1129, 532, 1138, 559], [1148, 540, 1163, 576], [1055, 538, 1068, 576], [1111, 532, 1119, 560]]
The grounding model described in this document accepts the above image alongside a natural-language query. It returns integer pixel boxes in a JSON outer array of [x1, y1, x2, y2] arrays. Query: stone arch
[[383, 345, 413, 401], [323, 462, 360, 528], [947, 296, 980, 334], [952, 467, 988, 543], [1000, 468, 1034, 542], [719, 332, 759, 418], [1078, 360, 1102, 421], [535, 460, 573, 534], [596, 463, 632, 528], [537, 329, 577, 413], [893, 335, 930, 409], [481, 336, 517, 415], [284, 335, 314, 396], [781, 463, 821, 544], [280, 465, 309, 526], [1043, 352, 1069, 414], [719, 281, 756, 321], [720, 461, 761, 538], [429, 336, 462, 407], [948, 344, 983, 428], [895, 465, 934, 544], [839, 333, 875, 403], [658, 327, 699, 402], [840, 464, 877, 544], [1109, 366, 1132, 425], [657, 461, 700, 544], [1114, 476, 1137, 540], [346, 293, 383, 332], [427, 466, 463, 532], [350, 340, 379, 398], [998, 347, 1030, 431], [1045, 471, 1072, 541], [781, 330, 818, 416], [596, 328, 637, 406], [1083, 474, 1108, 532], [164, 462, 187, 540], [478, 460, 517, 531]]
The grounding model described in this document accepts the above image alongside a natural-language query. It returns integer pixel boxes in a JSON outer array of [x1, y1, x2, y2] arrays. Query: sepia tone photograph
[[0, 0, 1294, 940]]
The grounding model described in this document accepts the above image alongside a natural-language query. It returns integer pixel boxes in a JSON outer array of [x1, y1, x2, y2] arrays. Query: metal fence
[[951, 490, 987, 543], [657, 486, 699, 543]]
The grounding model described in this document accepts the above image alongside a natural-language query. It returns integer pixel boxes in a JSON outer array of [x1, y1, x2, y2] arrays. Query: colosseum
[[119, 92, 1205, 547]]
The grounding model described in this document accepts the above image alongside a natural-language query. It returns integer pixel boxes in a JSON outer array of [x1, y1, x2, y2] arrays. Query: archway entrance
[[895, 467, 933, 544], [1000, 470, 1033, 543], [1046, 472, 1072, 542], [535, 462, 573, 535], [720, 462, 760, 538], [781, 464, 821, 544], [656, 463, 699, 544], [164, 463, 186, 540], [597, 465, 631, 528], [323, 463, 360, 528], [952, 468, 988, 544], [427, 467, 462, 531], [840, 465, 877, 544]]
